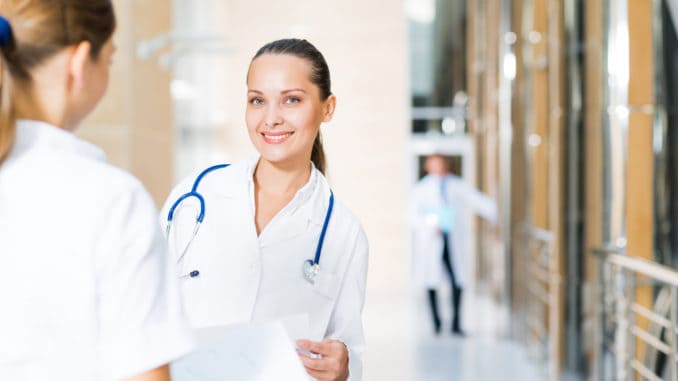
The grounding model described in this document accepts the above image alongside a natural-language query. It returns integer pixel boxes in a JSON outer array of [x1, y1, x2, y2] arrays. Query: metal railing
[[594, 247, 678, 380], [521, 224, 560, 381]]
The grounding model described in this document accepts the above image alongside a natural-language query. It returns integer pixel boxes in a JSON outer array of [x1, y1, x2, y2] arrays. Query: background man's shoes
[[451, 327, 466, 337], [433, 321, 442, 335]]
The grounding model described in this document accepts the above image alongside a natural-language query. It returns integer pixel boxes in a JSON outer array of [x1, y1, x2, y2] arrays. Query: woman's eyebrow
[[281, 88, 307, 94], [247, 88, 306, 94]]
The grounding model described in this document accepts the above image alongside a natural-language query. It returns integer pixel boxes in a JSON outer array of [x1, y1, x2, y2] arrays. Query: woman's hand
[[122, 365, 170, 381], [296, 338, 349, 381]]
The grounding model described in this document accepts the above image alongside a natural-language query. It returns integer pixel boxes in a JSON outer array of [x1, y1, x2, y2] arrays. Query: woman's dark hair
[[252, 38, 331, 174], [0, 0, 116, 164]]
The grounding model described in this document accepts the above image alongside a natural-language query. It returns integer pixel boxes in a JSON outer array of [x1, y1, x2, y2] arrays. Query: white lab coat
[[0, 120, 194, 380], [161, 157, 369, 380], [408, 174, 497, 289]]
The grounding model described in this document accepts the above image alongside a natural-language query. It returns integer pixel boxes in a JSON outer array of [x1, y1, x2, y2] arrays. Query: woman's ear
[[68, 41, 92, 92], [322, 94, 337, 123]]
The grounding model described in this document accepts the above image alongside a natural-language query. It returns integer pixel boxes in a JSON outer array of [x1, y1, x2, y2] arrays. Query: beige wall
[[77, 0, 174, 206]]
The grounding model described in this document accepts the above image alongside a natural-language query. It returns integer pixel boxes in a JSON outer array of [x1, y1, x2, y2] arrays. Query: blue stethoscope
[[165, 164, 334, 284]]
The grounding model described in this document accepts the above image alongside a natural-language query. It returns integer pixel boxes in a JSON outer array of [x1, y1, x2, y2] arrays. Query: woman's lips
[[262, 131, 293, 144]]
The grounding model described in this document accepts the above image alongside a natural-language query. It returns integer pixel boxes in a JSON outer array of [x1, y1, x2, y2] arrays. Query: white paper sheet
[[277, 313, 310, 342], [171, 320, 309, 381]]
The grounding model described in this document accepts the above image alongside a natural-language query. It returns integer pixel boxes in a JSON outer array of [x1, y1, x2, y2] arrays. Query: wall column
[[78, 0, 174, 206]]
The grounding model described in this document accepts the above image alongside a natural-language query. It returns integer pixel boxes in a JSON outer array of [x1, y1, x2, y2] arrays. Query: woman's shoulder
[[331, 198, 364, 233], [68, 159, 156, 217], [324, 196, 369, 273], [335, 202, 368, 255], [43, 149, 148, 200], [6, 150, 155, 224], [314, 173, 367, 246], [171, 158, 254, 194]]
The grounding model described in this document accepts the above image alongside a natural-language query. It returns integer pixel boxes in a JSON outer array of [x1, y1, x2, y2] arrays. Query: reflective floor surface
[[363, 285, 547, 380]]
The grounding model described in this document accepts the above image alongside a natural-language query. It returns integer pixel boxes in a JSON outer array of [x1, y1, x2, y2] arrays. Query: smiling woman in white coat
[[161, 39, 369, 381], [0, 2, 194, 381]]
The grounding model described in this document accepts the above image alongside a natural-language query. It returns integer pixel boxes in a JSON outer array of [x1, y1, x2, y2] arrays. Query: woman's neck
[[15, 106, 66, 129], [252, 157, 312, 235], [14, 84, 69, 130], [14, 51, 73, 130], [254, 158, 312, 195]]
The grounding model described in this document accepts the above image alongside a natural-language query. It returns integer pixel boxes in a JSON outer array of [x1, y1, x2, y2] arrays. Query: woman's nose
[[264, 104, 283, 127]]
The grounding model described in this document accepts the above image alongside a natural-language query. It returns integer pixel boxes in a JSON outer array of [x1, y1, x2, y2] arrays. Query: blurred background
[[78, 0, 678, 380]]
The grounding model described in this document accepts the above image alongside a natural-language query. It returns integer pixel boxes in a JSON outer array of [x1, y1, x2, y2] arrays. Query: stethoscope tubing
[[167, 164, 230, 224], [313, 191, 334, 265], [166, 164, 230, 268], [165, 163, 334, 281]]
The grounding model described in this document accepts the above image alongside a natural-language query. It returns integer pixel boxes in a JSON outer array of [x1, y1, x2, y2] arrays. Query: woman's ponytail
[[311, 132, 326, 175], [0, 17, 15, 164], [0, 62, 16, 164]]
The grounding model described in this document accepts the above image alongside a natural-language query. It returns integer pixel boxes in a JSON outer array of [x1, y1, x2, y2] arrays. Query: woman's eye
[[285, 97, 301, 104], [249, 98, 264, 105]]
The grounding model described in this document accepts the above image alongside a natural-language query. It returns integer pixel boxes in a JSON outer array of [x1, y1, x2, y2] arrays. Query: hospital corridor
[[2, 0, 678, 380]]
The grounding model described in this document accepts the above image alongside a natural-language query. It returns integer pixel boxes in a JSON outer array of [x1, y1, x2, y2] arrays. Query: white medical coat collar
[[244, 156, 327, 226], [12, 119, 107, 162], [423, 173, 462, 187], [425, 173, 457, 180]]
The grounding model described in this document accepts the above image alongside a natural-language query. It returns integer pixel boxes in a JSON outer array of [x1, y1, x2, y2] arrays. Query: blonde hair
[[0, 0, 116, 163]]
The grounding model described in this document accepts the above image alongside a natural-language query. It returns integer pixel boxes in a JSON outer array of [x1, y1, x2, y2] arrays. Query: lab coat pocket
[[309, 271, 341, 301], [302, 271, 341, 341]]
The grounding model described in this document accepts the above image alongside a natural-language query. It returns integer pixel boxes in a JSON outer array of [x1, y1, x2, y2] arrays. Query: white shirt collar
[[11, 119, 107, 162]]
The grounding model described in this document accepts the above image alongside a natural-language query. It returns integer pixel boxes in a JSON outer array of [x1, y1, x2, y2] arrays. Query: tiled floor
[[412, 335, 544, 381], [363, 286, 549, 380]]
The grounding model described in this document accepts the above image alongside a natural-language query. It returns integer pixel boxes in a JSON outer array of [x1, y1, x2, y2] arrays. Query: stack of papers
[[171, 320, 310, 381]]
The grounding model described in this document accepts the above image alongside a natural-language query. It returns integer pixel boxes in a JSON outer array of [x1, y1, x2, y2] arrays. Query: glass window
[[658, 1, 678, 266], [406, 0, 467, 134]]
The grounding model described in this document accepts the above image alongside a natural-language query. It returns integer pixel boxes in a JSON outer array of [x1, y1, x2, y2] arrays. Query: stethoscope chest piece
[[303, 259, 319, 284]]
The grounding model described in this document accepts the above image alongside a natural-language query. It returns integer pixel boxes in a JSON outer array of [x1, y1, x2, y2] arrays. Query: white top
[[161, 157, 369, 380], [408, 174, 497, 288], [0, 120, 195, 380]]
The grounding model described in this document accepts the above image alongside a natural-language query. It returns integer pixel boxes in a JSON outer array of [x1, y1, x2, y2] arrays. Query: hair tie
[[0, 16, 12, 47]]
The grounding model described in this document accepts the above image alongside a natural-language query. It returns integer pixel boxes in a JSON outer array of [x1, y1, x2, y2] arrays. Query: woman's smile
[[261, 130, 294, 144]]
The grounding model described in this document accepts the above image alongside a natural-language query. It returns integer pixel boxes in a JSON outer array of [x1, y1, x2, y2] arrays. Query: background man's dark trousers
[[427, 232, 463, 335]]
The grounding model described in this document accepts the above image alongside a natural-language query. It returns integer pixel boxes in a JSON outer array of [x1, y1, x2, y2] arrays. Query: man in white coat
[[409, 154, 497, 335]]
